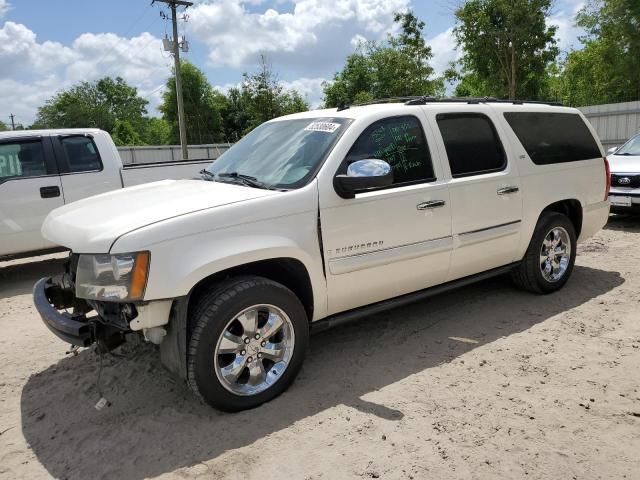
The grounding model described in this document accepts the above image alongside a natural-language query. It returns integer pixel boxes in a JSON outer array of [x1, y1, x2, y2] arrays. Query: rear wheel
[[187, 276, 309, 411], [511, 212, 577, 294]]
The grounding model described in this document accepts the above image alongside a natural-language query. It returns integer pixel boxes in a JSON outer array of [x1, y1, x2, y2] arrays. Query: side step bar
[[311, 262, 520, 333]]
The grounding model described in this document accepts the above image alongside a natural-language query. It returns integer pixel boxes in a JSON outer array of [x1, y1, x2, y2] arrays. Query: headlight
[[75, 252, 150, 302]]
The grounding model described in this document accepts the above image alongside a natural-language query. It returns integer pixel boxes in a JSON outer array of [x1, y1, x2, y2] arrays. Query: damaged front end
[[33, 254, 139, 352]]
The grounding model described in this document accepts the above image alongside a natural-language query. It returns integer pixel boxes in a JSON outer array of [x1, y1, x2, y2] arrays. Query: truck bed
[[121, 159, 213, 187]]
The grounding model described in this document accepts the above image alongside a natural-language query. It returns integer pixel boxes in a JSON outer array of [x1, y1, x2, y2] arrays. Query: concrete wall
[[117, 144, 232, 165], [579, 101, 640, 149]]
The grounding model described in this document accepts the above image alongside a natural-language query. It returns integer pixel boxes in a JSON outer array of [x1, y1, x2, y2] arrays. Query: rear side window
[[345, 115, 435, 185], [59, 136, 102, 173], [0, 140, 47, 180], [504, 112, 601, 165], [436, 113, 506, 177]]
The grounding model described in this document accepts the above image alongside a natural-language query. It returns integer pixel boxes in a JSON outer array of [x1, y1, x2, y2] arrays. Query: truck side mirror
[[607, 146, 619, 154], [334, 159, 394, 199]]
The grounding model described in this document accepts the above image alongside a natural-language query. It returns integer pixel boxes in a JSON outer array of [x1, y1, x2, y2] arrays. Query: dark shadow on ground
[[0, 256, 66, 300], [21, 265, 623, 479], [604, 213, 640, 233]]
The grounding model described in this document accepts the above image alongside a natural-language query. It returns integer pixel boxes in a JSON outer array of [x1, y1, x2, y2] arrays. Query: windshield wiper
[[217, 172, 273, 190], [614, 152, 635, 156], [199, 169, 216, 181]]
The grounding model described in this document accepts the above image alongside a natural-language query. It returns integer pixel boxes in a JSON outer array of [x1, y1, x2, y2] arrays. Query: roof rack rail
[[404, 96, 563, 106], [354, 96, 424, 107], [334, 96, 562, 111]]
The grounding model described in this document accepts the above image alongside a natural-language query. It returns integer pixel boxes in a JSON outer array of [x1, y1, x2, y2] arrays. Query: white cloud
[[0, 0, 9, 18], [281, 76, 326, 107], [428, 27, 459, 76], [0, 22, 170, 123], [548, 1, 585, 52], [350, 34, 367, 48], [189, 0, 409, 75]]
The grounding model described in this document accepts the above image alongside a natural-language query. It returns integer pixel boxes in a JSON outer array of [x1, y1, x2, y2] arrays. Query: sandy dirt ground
[[1, 216, 639, 480]]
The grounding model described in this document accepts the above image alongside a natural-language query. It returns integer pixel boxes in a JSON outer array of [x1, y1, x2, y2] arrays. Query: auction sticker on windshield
[[304, 121, 341, 133]]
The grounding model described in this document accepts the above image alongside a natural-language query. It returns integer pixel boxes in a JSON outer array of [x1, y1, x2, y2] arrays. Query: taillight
[[604, 156, 611, 200]]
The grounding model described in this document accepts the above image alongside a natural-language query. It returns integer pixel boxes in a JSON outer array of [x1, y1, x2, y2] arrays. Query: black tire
[[511, 212, 577, 294], [187, 276, 309, 411]]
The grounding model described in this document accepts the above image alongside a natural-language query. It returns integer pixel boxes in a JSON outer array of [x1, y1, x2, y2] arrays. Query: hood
[[608, 154, 640, 173], [42, 179, 277, 253]]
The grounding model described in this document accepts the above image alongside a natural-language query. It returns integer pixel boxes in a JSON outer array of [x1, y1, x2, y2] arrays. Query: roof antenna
[[336, 102, 350, 112]]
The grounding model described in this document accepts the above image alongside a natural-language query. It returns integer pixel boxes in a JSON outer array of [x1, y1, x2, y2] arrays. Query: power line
[[9, 114, 15, 131]]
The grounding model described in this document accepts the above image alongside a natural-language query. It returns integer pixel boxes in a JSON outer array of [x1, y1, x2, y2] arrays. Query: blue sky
[[0, 0, 585, 126]]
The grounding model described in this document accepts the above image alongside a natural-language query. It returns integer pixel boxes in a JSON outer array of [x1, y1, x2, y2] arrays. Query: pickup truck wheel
[[187, 276, 308, 411], [511, 212, 577, 294]]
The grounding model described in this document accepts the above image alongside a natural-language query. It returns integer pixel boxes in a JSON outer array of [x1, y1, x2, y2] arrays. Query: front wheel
[[511, 212, 577, 294], [187, 276, 309, 411]]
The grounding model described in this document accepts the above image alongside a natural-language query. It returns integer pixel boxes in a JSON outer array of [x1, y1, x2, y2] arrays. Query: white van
[[34, 98, 610, 411]]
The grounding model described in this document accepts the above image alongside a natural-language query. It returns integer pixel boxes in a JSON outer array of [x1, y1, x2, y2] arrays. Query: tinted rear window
[[504, 112, 601, 165], [436, 113, 506, 177]]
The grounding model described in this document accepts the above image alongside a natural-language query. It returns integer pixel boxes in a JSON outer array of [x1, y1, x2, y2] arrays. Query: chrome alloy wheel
[[539, 226, 571, 283], [214, 304, 295, 396]]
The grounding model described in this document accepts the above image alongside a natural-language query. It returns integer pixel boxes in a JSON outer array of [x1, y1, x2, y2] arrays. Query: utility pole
[[154, 0, 192, 160], [9, 114, 15, 131]]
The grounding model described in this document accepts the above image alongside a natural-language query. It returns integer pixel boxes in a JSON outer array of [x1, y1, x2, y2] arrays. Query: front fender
[[111, 200, 327, 320]]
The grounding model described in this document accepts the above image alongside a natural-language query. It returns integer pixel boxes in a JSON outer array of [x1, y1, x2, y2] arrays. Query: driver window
[[345, 115, 435, 185]]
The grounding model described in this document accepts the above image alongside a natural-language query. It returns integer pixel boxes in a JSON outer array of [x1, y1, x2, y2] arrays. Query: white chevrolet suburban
[[33, 98, 610, 411], [0, 129, 213, 260]]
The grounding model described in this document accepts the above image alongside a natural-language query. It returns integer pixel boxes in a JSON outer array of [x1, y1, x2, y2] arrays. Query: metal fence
[[117, 144, 232, 165], [579, 101, 640, 149]]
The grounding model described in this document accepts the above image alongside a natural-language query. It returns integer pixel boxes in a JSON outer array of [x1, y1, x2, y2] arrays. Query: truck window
[[59, 136, 103, 173], [503, 112, 601, 165], [436, 113, 506, 178], [345, 115, 435, 185], [0, 140, 47, 180]]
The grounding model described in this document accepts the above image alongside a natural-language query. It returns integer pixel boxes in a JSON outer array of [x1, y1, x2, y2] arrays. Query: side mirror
[[334, 159, 394, 199], [607, 146, 619, 154]]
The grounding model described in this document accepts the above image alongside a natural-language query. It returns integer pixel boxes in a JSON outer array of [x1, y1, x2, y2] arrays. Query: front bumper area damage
[[34, 277, 94, 347], [33, 275, 138, 351]]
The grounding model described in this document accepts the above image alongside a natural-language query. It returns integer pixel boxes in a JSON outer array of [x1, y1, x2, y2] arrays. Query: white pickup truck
[[0, 129, 212, 259], [33, 99, 610, 411]]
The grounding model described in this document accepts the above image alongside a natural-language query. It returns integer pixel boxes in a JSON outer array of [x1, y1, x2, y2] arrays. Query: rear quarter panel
[[495, 106, 607, 257]]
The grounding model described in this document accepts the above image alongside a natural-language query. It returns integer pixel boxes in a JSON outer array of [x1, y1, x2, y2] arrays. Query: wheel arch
[[186, 257, 315, 333], [540, 199, 583, 238]]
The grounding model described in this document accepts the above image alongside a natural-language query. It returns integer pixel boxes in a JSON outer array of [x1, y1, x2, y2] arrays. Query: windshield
[[206, 117, 351, 189], [615, 134, 640, 156]]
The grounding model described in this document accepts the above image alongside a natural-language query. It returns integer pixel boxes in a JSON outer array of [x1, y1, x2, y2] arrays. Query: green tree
[[160, 61, 225, 145], [552, 0, 640, 105], [323, 11, 443, 107], [239, 55, 309, 132], [140, 117, 171, 145], [220, 87, 251, 142], [451, 0, 558, 100], [33, 77, 148, 132], [0, 120, 7, 132], [112, 119, 144, 146]]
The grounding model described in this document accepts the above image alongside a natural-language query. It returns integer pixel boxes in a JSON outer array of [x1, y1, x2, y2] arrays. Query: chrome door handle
[[417, 200, 446, 210], [497, 186, 519, 195]]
